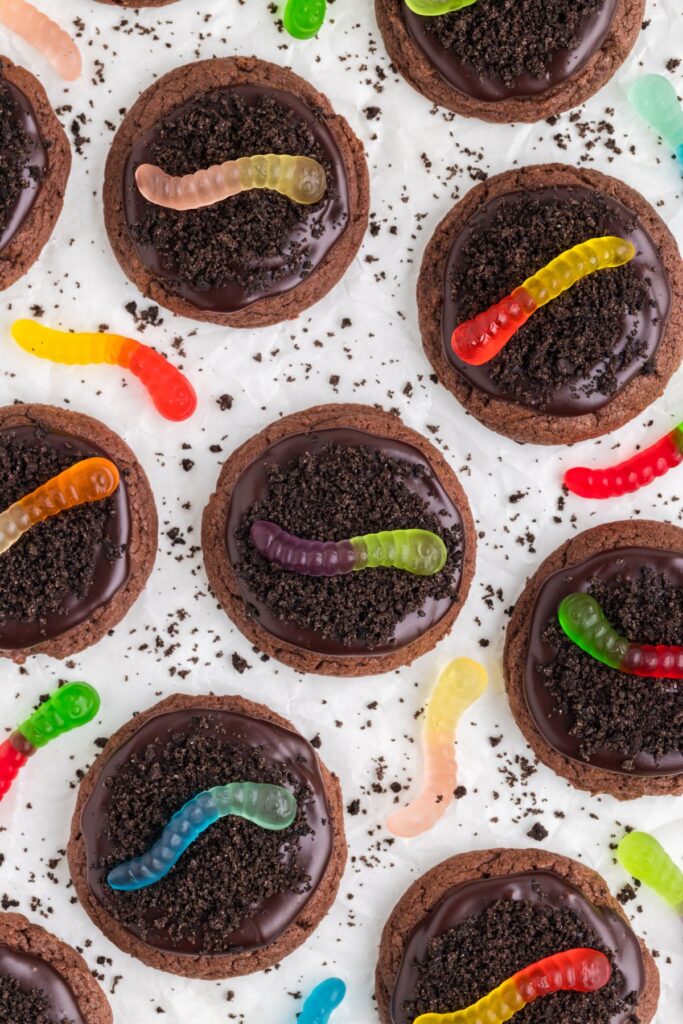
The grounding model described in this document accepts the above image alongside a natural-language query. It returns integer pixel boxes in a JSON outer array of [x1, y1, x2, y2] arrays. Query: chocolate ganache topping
[[0, 76, 47, 253], [0, 946, 84, 1024]]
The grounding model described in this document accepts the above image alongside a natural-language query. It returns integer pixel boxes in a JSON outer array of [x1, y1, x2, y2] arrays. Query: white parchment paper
[[0, 0, 681, 1020]]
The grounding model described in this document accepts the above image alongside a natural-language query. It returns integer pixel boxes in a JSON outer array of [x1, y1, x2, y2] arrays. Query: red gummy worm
[[451, 287, 537, 365], [0, 734, 33, 800], [128, 344, 197, 422], [565, 431, 683, 499], [513, 948, 612, 1003]]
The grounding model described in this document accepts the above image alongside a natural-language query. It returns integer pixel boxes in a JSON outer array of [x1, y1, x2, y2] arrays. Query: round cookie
[[0, 403, 157, 663], [0, 57, 71, 291], [104, 57, 369, 328], [376, 847, 659, 1024], [68, 693, 347, 979], [419, 164, 683, 445], [0, 912, 112, 1024], [375, 0, 642, 123], [202, 403, 476, 677], [505, 519, 683, 800]]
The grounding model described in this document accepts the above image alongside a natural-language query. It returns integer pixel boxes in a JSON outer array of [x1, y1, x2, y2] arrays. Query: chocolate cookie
[[505, 519, 683, 800], [0, 58, 71, 291], [0, 404, 157, 663], [68, 693, 346, 979], [419, 164, 683, 445], [0, 912, 112, 1024], [104, 57, 369, 328], [202, 404, 476, 676], [376, 847, 659, 1024], [375, 0, 642, 123]]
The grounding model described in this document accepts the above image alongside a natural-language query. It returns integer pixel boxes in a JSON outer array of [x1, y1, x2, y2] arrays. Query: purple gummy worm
[[250, 520, 357, 577]]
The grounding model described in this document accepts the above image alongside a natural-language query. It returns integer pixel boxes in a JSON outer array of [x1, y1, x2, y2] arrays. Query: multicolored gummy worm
[[413, 948, 612, 1024], [629, 75, 683, 167], [451, 237, 635, 366], [387, 658, 488, 838], [283, 0, 328, 40], [250, 521, 448, 578], [404, 0, 479, 12], [298, 978, 347, 1024], [0, 684, 101, 801], [564, 422, 683, 498], [558, 592, 683, 680], [135, 153, 327, 211], [0, 457, 119, 557], [107, 783, 297, 892], [12, 320, 197, 422], [0, 0, 81, 80], [617, 831, 683, 915]]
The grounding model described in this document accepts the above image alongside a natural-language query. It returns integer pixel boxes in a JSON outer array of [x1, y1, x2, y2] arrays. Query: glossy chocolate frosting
[[123, 84, 349, 314], [402, 0, 618, 102], [0, 425, 130, 652], [441, 186, 671, 416], [390, 871, 645, 1024], [0, 946, 84, 1023], [525, 546, 683, 776], [80, 707, 333, 956], [227, 427, 465, 657], [0, 80, 47, 252]]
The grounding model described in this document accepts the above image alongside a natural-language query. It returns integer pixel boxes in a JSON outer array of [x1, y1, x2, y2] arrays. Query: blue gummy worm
[[107, 782, 297, 892], [299, 978, 347, 1024]]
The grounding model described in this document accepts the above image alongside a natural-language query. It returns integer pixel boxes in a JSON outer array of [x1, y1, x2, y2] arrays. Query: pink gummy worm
[[0, 734, 31, 801], [565, 432, 683, 499], [0, 0, 82, 81], [387, 734, 456, 838]]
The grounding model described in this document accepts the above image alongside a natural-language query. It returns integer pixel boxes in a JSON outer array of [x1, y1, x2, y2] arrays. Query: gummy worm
[[387, 658, 487, 838], [404, 0, 479, 13], [0, 0, 81, 81], [0, 457, 119, 556], [564, 423, 683, 498], [107, 782, 298, 892], [0, 683, 100, 801], [11, 320, 197, 422], [413, 948, 612, 1024], [283, 0, 328, 40], [135, 154, 327, 212], [250, 520, 448, 578], [617, 831, 683, 914], [451, 237, 635, 366], [298, 979, 347, 1024], [558, 592, 683, 679], [629, 75, 683, 166]]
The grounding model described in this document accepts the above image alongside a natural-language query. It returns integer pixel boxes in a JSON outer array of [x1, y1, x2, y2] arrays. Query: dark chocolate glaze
[[441, 186, 671, 416], [123, 85, 349, 314], [402, 0, 618, 102], [227, 428, 465, 657], [81, 707, 333, 956], [0, 945, 84, 1024], [0, 80, 47, 252], [0, 425, 131, 652], [525, 546, 683, 776], [390, 871, 645, 1024]]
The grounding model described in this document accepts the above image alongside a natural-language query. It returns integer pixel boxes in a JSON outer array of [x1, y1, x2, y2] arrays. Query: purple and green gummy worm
[[107, 782, 297, 892], [250, 521, 448, 577]]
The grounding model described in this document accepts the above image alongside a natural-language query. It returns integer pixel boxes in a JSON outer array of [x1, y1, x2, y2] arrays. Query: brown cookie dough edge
[[418, 163, 683, 445], [0, 912, 113, 1024], [201, 403, 477, 677], [67, 692, 347, 979], [504, 519, 683, 799], [0, 57, 71, 292], [103, 57, 369, 328], [374, 0, 644, 123], [374, 847, 659, 1024], [0, 403, 158, 664]]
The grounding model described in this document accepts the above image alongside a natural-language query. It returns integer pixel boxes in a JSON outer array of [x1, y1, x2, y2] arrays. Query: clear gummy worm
[[617, 831, 683, 914], [629, 75, 683, 164], [250, 520, 448, 578], [298, 978, 347, 1024], [0, 457, 119, 556], [564, 423, 683, 498], [11, 320, 197, 422], [451, 237, 635, 366], [413, 948, 612, 1024], [387, 658, 488, 839], [135, 153, 327, 212], [107, 782, 298, 892], [558, 592, 683, 679], [0, 0, 81, 80]]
